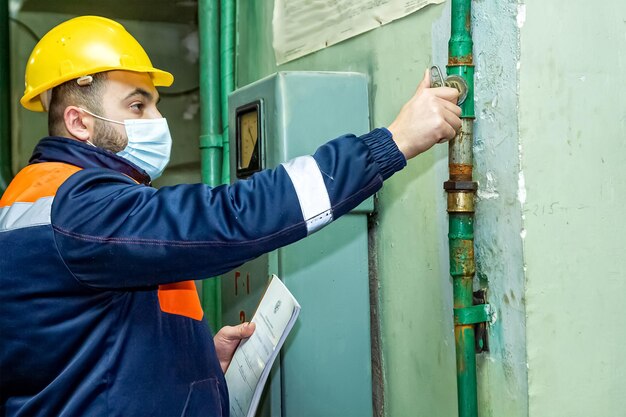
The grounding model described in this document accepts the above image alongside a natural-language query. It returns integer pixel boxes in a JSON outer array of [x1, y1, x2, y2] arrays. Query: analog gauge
[[239, 110, 258, 169], [236, 102, 262, 178]]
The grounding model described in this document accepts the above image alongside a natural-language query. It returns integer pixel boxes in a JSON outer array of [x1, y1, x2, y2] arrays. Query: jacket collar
[[29, 136, 151, 185]]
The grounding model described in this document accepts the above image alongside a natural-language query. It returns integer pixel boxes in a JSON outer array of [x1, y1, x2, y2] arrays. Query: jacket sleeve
[[51, 128, 406, 290]]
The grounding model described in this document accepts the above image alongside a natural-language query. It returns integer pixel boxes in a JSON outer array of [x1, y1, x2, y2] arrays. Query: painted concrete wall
[[519, 1, 626, 416], [237, 3, 458, 416]]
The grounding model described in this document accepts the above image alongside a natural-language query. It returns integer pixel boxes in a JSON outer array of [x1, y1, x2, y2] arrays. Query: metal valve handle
[[430, 65, 468, 105]]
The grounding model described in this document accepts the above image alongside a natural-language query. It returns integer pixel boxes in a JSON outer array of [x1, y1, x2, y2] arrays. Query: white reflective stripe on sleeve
[[0, 196, 54, 232], [282, 155, 333, 235]]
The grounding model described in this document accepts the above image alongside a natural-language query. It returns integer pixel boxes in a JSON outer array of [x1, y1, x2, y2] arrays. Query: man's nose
[[146, 106, 163, 119]]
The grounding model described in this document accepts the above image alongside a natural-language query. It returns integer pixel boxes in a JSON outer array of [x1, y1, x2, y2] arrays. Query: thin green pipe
[[447, 0, 478, 416], [198, 0, 222, 330], [0, 0, 13, 193], [199, 0, 223, 185], [220, 0, 235, 185]]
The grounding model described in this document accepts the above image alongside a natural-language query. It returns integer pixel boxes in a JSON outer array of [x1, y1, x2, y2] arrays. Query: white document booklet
[[225, 274, 301, 417]]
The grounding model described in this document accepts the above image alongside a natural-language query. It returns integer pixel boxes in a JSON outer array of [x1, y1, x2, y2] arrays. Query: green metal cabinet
[[222, 72, 374, 417]]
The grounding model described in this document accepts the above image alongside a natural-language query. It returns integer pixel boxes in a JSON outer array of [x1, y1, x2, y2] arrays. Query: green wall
[[238, 1, 626, 416], [237, 3, 460, 417], [520, 1, 626, 416]]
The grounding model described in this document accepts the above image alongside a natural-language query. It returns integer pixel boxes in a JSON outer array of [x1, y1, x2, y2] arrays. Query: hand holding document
[[225, 275, 301, 417]]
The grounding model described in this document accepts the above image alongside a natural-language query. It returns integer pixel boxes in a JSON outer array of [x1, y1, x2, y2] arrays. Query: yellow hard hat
[[20, 16, 174, 112]]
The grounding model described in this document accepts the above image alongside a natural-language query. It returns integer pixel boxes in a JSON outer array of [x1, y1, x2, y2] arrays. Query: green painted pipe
[[0, 0, 13, 193], [449, 0, 472, 62], [449, 213, 477, 416], [220, 0, 235, 185], [198, 0, 223, 330], [448, 0, 474, 118], [447, 0, 478, 416]]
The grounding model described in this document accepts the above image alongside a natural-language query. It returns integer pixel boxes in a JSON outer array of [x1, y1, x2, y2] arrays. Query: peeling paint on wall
[[516, 4, 526, 29], [517, 170, 526, 205], [477, 171, 500, 200]]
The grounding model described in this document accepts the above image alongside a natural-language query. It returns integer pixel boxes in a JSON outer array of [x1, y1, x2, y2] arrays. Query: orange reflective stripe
[[158, 281, 204, 321], [0, 163, 82, 207]]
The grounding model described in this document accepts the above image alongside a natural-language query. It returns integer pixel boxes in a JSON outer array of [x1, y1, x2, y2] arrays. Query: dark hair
[[48, 72, 107, 136]]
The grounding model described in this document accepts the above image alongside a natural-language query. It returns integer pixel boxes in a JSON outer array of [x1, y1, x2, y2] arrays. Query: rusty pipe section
[[445, 120, 476, 214], [446, 121, 479, 417]]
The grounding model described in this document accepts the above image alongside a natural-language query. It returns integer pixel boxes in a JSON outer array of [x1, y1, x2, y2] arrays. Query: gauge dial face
[[239, 109, 258, 170], [236, 102, 262, 178]]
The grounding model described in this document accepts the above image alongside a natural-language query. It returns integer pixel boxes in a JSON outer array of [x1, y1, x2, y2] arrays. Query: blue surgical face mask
[[80, 108, 172, 180]]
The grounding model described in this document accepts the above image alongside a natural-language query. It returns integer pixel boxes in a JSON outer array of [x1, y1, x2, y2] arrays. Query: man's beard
[[92, 119, 127, 153]]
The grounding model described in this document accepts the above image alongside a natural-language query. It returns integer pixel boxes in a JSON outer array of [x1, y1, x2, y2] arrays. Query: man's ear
[[64, 106, 93, 142]]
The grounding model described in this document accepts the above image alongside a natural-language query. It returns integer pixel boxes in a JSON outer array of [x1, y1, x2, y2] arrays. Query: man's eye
[[130, 103, 144, 111]]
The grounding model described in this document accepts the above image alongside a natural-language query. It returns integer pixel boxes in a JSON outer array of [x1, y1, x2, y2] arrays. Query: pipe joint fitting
[[447, 192, 475, 213]]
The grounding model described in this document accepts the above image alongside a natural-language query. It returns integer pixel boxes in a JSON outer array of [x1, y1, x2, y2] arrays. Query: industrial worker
[[0, 16, 461, 417]]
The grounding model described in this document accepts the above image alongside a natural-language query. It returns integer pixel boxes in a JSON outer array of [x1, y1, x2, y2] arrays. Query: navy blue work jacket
[[0, 129, 405, 416]]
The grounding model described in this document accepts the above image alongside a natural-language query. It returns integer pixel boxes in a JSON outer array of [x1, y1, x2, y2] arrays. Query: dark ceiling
[[20, 0, 198, 24]]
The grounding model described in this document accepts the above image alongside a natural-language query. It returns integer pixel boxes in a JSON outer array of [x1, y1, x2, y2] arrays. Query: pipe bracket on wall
[[453, 295, 491, 354], [453, 303, 492, 326], [473, 289, 490, 353]]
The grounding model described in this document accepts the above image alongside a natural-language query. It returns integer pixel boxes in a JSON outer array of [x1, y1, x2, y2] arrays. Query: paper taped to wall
[[225, 275, 301, 417], [273, 0, 444, 65]]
